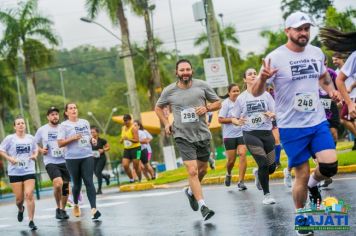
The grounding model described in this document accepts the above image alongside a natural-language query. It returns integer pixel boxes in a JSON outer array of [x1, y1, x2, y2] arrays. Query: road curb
[[119, 165, 356, 192]]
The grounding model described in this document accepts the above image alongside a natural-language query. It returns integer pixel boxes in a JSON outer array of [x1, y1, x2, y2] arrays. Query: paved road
[[0, 174, 355, 236]]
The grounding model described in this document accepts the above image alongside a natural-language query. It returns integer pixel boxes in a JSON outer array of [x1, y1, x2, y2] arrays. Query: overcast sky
[[0, 0, 355, 57]]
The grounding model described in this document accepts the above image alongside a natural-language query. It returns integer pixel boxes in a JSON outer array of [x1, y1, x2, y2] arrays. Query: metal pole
[[219, 13, 234, 83], [168, 0, 179, 61], [15, 74, 24, 117], [203, 0, 214, 57], [88, 112, 105, 131], [58, 68, 66, 107], [103, 108, 117, 135]]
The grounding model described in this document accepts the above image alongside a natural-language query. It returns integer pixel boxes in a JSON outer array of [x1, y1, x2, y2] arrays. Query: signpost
[[203, 57, 229, 88]]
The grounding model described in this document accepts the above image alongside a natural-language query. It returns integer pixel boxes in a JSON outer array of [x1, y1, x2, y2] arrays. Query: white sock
[[307, 174, 319, 188], [226, 172, 231, 176], [187, 187, 193, 196], [198, 199, 206, 208]]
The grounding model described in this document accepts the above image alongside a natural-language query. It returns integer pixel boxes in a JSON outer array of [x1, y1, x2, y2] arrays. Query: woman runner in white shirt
[[0, 116, 38, 230]]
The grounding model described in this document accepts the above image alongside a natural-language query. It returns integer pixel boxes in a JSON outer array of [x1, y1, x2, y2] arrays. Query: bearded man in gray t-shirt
[[155, 59, 221, 221]]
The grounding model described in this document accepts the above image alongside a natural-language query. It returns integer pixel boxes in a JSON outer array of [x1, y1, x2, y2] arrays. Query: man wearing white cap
[[251, 11, 341, 235]]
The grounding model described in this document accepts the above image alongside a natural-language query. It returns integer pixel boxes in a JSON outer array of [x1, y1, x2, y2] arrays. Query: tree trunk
[[0, 115, 5, 140], [24, 59, 41, 132], [117, 1, 141, 121]]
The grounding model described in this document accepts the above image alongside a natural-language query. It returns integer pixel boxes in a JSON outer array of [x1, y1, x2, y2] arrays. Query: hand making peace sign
[[259, 58, 278, 81]]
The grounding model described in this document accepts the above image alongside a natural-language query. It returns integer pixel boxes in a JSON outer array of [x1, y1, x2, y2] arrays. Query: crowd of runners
[[0, 11, 355, 235]]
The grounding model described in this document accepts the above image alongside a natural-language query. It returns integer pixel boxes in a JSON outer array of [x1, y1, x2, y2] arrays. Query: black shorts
[[140, 149, 149, 164], [9, 174, 36, 183], [45, 163, 70, 182], [123, 147, 141, 160], [175, 138, 210, 162], [327, 101, 340, 129], [223, 137, 245, 150]]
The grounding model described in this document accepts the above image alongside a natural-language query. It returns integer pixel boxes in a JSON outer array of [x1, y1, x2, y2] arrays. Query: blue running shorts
[[279, 121, 335, 168]]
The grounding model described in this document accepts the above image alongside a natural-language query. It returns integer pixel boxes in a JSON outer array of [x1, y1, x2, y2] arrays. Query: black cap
[[123, 114, 131, 121], [47, 106, 60, 115]]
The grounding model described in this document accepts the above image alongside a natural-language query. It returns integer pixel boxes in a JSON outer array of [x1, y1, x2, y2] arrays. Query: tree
[[85, 0, 142, 120], [324, 6, 356, 32], [194, 24, 241, 82], [260, 29, 287, 55], [0, 0, 59, 130], [281, 0, 333, 20]]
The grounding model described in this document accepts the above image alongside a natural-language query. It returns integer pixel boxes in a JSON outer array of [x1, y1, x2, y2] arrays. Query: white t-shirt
[[138, 129, 153, 151], [35, 124, 65, 166], [144, 130, 153, 153], [233, 91, 275, 131], [58, 119, 92, 159], [341, 51, 356, 98], [0, 134, 37, 176], [218, 98, 243, 138], [265, 44, 327, 128]]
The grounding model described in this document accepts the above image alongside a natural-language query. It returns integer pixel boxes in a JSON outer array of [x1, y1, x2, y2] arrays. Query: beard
[[290, 35, 309, 47], [178, 74, 192, 85], [50, 120, 59, 125]]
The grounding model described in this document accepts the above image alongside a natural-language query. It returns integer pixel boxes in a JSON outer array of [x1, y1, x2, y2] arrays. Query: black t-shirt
[[91, 137, 107, 159]]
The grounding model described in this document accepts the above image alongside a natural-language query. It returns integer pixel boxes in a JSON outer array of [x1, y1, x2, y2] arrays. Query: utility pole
[[218, 13, 234, 83], [168, 0, 179, 61], [58, 68, 66, 107], [204, 0, 227, 95]]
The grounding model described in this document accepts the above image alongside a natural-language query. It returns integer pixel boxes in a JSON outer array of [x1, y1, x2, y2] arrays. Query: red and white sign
[[203, 57, 228, 88]]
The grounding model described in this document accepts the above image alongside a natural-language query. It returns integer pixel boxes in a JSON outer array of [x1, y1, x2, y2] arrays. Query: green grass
[[151, 141, 355, 185]]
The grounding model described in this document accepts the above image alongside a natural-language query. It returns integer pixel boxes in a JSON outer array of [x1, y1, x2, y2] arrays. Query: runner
[[90, 126, 110, 194], [232, 69, 276, 204], [252, 12, 341, 235], [0, 116, 38, 230], [58, 103, 101, 221], [120, 114, 142, 183], [218, 83, 248, 190], [133, 120, 155, 180], [155, 59, 221, 220], [34, 107, 70, 219]]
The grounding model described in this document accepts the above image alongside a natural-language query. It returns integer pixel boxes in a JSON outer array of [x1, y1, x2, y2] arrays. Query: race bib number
[[16, 159, 29, 169], [78, 137, 89, 147], [320, 98, 332, 109], [248, 113, 266, 128], [294, 93, 317, 112], [124, 140, 133, 148], [181, 108, 198, 123], [51, 148, 63, 157], [93, 151, 100, 158]]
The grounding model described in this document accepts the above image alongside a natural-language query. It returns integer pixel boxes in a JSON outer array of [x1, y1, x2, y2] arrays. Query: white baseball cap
[[285, 11, 314, 29]]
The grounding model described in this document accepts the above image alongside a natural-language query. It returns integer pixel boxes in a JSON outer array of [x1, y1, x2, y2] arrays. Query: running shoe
[[56, 208, 63, 219], [253, 168, 262, 190], [200, 205, 215, 221], [92, 209, 101, 222], [60, 209, 70, 219], [237, 182, 247, 191], [262, 193, 276, 205], [29, 220, 38, 231], [283, 168, 292, 188], [104, 174, 110, 186], [208, 158, 216, 170], [224, 174, 232, 187], [295, 217, 314, 235], [73, 205, 81, 217], [17, 206, 25, 222], [318, 178, 333, 188], [96, 189, 103, 195], [184, 187, 199, 211], [308, 186, 322, 206]]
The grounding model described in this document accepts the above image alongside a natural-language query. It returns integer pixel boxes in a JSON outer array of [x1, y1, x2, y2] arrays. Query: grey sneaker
[[184, 187, 199, 211], [224, 174, 232, 187], [283, 168, 292, 188], [262, 193, 276, 205], [208, 157, 215, 170], [237, 182, 247, 191], [253, 168, 262, 190], [319, 178, 333, 188], [200, 205, 215, 221]]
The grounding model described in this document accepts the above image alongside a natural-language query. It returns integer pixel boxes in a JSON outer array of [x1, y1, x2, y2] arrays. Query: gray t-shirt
[[0, 134, 37, 176], [156, 79, 220, 142], [34, 124, 65, 166], [58, 119, 92, 159]]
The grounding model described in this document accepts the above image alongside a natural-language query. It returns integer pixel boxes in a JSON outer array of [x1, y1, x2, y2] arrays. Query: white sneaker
[[253, 168, 262, 190], [283, 168, 292, 188], [262, 193, 276, 205]]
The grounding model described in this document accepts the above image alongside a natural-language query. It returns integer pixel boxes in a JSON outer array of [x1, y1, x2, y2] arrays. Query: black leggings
[[66, 157, 96, 208], [243, 130, 276, 195], [94, 157, 107, 190]]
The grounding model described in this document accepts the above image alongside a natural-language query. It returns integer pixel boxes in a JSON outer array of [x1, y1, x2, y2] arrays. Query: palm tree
[[85, 0, 141, 120], [0, 0, 59, 130]]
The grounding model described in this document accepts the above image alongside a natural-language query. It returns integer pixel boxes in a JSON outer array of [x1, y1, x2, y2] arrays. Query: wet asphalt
[[0, 174, 355, 236]]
